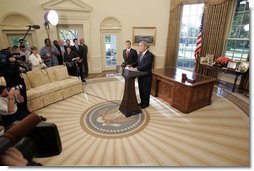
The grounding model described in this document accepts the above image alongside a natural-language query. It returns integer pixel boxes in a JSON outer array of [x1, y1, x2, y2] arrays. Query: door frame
[[100, 29, 121, 71]]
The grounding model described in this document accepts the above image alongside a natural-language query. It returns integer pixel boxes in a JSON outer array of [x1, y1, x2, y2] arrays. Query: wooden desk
[[198, 64, 247, 92], [151, 68, 216, 113]]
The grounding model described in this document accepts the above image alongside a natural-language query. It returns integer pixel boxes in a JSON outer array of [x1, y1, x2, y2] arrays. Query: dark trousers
[[18, 82, 30, 114], [77, 62, 85, 80], [57, 55, 63, 65], [83, 60, 89, 77], [67, 62, 84, 80], [138, 75, 152, 106], [1, 110, 29, 128]]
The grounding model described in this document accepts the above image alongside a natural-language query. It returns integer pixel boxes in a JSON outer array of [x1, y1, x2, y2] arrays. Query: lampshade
[[44, 10, 59, 26]]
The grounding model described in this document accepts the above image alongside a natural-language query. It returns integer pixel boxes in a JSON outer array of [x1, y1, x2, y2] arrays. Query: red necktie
[[126, 50, 129, 58]]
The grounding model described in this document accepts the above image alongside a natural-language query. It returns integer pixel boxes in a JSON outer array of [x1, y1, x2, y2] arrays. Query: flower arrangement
[[214, 56, 231, 67]]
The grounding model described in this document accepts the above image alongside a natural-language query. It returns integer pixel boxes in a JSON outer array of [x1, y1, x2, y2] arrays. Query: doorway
[[101, 32, 120, 71]]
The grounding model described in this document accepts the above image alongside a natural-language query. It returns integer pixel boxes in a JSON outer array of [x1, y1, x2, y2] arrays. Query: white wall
[[0, 0, 171, 73]]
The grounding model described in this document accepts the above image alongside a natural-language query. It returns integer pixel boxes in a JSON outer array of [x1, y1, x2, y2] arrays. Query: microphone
[[0, 114, 42, 155], [27, 25, 40, 29]]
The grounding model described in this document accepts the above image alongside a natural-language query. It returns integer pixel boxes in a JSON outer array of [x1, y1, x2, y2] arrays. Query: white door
[[101, 32, 120, 71]]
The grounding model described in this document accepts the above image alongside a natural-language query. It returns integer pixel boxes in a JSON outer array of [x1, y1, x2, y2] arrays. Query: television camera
[[0, 48, 30, 74], [0, 48, 26, 62], [0, 114, 62, 165]]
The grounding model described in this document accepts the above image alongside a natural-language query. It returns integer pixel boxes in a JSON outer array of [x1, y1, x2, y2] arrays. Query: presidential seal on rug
[[80, 101, 150, 139]]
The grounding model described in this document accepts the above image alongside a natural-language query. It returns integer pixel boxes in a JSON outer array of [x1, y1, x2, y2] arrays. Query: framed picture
[[200, 57, 209, 65], [227, 61, 237, 70], [133, 27, 156, 46], [236, 61, 249, 72], [206, 54, 214, 65]]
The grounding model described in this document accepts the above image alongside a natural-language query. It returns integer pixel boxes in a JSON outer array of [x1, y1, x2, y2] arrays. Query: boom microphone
[[27, 25, 40, 29], [0, 114, 41, 155]]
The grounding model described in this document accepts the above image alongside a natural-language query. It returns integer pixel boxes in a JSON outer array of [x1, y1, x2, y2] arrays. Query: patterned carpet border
[[214, 86, 249, 115]]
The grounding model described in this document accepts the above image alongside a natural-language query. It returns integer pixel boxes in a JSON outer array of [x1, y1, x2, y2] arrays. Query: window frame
[[224, 0, 249, 62], [177, 3, 204, 70]]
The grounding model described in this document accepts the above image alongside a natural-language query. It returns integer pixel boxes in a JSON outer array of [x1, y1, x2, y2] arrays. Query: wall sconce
[[44, 10, 59, 38]]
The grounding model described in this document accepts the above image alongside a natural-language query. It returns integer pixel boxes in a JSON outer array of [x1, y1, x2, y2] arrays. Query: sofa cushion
[[51, 65, 70, 81], [57, 77, 82, 89], [22, 73, 32, 90], [27, 96, 44, 112], [27, 69, 50, 88], [27, 88, 42, 100], [35, 82, 62, 96], [43, 91, 63, 106], [62, 84, 83, 99], [44, 67, 57, 82]]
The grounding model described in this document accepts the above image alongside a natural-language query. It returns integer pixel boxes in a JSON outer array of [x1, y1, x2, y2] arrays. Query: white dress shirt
[[0, 96, 17, 115], [28, 53, 44, 70]]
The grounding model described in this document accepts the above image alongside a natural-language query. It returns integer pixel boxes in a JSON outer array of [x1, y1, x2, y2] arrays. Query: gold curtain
[[195, 0, 233, 73], [165, 0, 233, 68], [200, 0, 233, 57], [165, 4, 182, 67]]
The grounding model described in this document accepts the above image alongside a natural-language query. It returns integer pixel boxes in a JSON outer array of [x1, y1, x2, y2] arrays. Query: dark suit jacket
[[133, 50, 154, 76], [80, 44, 88, 61], [71, 45, 84, 61], [54, 44, 63, 64], [123, 48, 138, 66], [64, 51, 78, 62]]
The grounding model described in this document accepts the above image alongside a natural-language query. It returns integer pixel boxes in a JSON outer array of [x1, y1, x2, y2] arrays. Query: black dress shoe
[[138, 103, 143, 106], [82, 79, 86, 82], [140, 105, 149, 109]]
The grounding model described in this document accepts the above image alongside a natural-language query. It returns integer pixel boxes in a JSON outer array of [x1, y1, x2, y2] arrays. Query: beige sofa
[[22, 65, 84, 111]]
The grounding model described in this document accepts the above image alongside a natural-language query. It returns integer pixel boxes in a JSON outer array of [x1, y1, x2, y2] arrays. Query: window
[[105, 34, 117, 67], [57, 24, 83, 46], [9, 36, 29, 47], [225, 0, 249, 61], [177, 3, 204, 70]]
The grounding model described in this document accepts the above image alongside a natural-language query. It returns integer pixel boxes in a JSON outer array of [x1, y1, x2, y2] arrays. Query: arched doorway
[[100, 17, 122, 71]]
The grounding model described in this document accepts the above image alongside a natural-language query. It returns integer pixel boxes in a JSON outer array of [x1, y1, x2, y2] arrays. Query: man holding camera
[[0, 84, 28, 128]]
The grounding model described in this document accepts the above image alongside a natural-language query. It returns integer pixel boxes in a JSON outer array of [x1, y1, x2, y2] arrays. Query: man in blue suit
[[130, 41, 154, 109]]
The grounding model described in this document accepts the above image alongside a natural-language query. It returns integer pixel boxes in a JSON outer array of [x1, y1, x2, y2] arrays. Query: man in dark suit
[[71, 38, 86, 82], [130, 41, 154, 109], [59, 39, 67, 63], [79, 38, 89, 77], [122, 40, 138, 67], [53, 40, 63, 65]]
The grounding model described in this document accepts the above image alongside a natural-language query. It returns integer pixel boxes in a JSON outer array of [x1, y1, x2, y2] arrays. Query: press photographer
[[0, 114, 62, 166], [0, 84, 29, 128], [0, 49, 30, 114]]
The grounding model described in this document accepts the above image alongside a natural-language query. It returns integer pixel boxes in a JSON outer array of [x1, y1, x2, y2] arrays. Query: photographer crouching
[[0, 48, 30, 115], [0, 84, 28, 128]]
